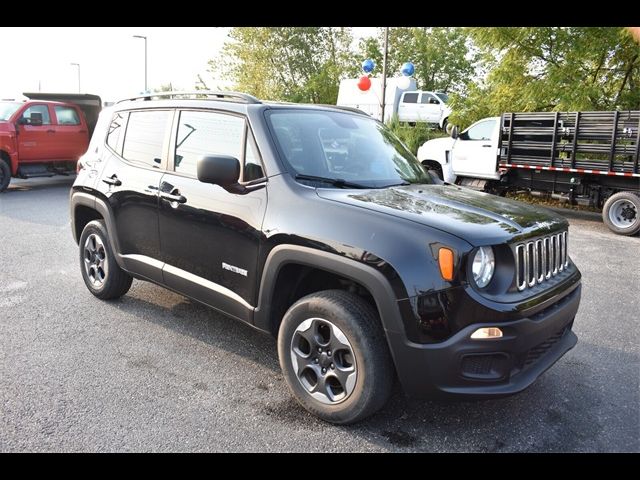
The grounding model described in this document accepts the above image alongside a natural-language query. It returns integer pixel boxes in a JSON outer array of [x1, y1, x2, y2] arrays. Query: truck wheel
[[442, 118, 449, 133], [602, 191, 640, 236], [278, 290, 395, 424], [79, 220, 133, 299], [0, 159, 11, 193]]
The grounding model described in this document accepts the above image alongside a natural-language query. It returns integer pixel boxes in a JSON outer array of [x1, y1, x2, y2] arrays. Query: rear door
[[397, 92, 419, 122], [16, 104, 57, 161], [51, 105, 89, 160], [95, 108, 171, 282]]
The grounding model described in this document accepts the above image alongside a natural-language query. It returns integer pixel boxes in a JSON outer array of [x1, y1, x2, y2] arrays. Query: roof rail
[[116, 90, 261, 104]]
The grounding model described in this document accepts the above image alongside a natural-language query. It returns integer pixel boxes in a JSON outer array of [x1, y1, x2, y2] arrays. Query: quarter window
[[122, 110, 170, 168], [54, 106, 80, 125], [106, 112, 126, 154], [21, 105, 51, 125], [243, 132, 264, 182], [174, 111, 244, 177]]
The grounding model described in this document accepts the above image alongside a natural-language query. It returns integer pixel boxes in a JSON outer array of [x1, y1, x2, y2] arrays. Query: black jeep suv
[[70, 91, 581, 424]]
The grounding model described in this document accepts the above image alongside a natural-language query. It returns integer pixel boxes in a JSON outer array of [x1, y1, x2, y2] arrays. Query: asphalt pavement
[[1, 177, 638, 452]]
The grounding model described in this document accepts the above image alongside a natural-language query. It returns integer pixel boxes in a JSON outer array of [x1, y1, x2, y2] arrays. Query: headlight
[[472, 246, 495, 288]]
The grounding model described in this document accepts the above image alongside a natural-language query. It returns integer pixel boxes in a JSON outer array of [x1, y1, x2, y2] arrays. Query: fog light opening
[[470, 327, 503, 340]]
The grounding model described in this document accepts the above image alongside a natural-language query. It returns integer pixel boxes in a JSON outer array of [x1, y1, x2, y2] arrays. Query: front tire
[[602, 191, 640, 236], [278, 290, 395, 424], [79, 220, 133, 299], [0, 159, 11, 193]]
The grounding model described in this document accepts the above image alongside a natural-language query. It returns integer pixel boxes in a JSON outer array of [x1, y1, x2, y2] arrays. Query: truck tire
[[602, 191, 640, 236], [278, 289, 395, 424], [442, 118, 449, 133], [0, 159, 10, 193], [79, 220, 133, 299]]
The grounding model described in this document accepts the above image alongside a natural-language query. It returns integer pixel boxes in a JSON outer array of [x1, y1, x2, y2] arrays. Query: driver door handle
[[160, 190, 187, 204]]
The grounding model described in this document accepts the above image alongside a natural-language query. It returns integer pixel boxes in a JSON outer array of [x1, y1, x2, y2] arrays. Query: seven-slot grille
[[515, 231, 568, 291]]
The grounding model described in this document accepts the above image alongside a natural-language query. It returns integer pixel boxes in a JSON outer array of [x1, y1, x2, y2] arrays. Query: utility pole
[[70, 63, 81, 93], [133, 35, 148, 92], [381, 27, 389, 123]]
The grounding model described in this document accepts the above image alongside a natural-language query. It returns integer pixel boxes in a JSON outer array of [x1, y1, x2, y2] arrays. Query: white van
[[397, 91, 450, 130]]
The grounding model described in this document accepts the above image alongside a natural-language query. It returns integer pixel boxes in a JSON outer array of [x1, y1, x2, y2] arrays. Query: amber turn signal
[[438, 247, 454, 281]]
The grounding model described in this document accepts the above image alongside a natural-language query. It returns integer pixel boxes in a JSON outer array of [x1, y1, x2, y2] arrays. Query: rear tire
[[0, 159, 11, 193], [79, 220, 133, 299], [602, 191, 640, 236], [278, 290, 395, 425]]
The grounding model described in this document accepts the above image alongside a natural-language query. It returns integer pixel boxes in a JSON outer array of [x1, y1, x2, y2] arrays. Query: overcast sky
[[0, 27, 378, 103]]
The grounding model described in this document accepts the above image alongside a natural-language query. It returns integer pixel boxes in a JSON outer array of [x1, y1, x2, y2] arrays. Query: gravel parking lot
[[1, 177, 638, 452]]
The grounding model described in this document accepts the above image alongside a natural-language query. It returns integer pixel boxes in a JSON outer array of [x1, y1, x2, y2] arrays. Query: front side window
[[174, 110, 244, 177], [54, 106, 80, 125], [21, 105, 51, 125], [462, 120, 496, 141], [420, 94, 438, 105], [268, 110, 432, 188], [122, 110, 170, 168]]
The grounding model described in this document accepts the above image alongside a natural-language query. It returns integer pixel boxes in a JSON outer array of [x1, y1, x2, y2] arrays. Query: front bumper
[[388, 281, 581, 399]]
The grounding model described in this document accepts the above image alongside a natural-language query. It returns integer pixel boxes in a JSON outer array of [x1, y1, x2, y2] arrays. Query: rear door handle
[[102, 174, 122, 186], [47, 129, 55, 134], [482, 144, 492, 148]]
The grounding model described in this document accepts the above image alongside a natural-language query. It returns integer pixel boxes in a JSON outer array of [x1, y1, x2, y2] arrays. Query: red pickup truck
[[0, 93, 101, 192]]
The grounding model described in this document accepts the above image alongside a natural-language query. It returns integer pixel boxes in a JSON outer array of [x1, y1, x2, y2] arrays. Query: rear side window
[[21, 105, 51, 125], [174, 110, 244, 177], [54, 106, 80, 125], [402, 93, 419, 104], [122, 110, 170, 168]]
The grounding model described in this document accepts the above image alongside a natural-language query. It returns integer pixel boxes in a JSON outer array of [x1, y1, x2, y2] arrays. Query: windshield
[[267, 110, 432, 188], [435, 93, 449, 103], [0, 102, 22, 121]]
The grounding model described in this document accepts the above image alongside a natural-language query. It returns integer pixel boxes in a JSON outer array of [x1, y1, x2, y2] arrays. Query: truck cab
[[417, 116, 501, 183], [397, 90, 451, 129], [0, 94, 101, 192]]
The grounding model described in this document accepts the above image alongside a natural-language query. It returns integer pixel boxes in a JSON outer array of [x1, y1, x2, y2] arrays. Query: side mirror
[[197, 155, 240, 188], [450, 125, 459, 139], [29, 112, 43, 126], [17, 117, 30, 125]]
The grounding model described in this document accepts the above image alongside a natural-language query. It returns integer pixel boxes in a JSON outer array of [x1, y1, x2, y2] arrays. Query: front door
[[16, 104, 57, 162], [419, 93, 442, 123], [158, 109, 268, 323], [96, 109, 172, 283], [451, 118, 500, 179]]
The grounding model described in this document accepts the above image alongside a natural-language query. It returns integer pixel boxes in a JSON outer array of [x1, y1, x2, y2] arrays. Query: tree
[[449, 27, 640, 128], [210, 27, 356, 104], [356, 27, 477, 93]]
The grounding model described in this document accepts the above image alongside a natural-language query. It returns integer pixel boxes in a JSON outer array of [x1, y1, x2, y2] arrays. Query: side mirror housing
[[197, 155, 240, 187], [450, 125, 459, 139]]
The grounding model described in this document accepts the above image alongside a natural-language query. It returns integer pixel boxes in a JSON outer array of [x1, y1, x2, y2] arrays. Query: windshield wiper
[[294, 174, 369, 189]]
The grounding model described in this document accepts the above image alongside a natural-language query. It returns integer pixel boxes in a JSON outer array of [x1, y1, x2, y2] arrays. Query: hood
[[316, 184, 568, 246], [0, 120, 15, 134], [417, 136, 454, 158]]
